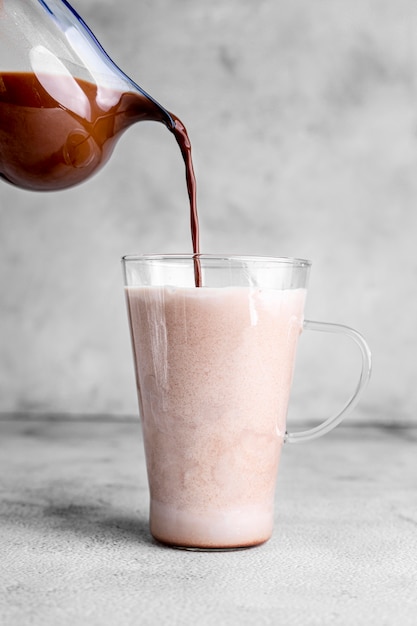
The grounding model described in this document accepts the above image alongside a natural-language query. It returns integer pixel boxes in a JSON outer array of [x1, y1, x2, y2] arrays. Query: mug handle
[[285, 320, 372, 444]]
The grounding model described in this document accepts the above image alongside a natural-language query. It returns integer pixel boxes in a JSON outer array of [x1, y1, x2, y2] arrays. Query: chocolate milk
[[125, 285, 306, 548]]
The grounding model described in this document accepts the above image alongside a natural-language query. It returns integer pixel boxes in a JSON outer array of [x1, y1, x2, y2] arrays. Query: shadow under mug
[[122, 254, 372, 550]]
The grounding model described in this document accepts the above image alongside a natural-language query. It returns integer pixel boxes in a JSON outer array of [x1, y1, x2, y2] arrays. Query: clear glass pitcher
[[0, 0, 174, 190]]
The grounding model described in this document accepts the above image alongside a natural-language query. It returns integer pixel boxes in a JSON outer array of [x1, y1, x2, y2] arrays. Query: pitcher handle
[[285, 320, 372, 444]]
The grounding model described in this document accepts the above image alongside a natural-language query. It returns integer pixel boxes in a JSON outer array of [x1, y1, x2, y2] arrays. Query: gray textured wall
[[0, 0, 415, 424]]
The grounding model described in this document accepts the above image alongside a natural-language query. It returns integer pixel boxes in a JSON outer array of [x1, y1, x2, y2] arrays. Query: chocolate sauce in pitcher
[[0, 71, 201, 285]]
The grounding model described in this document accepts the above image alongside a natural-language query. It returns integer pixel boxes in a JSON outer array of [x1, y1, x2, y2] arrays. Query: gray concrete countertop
[[0, 417, 416, 625]]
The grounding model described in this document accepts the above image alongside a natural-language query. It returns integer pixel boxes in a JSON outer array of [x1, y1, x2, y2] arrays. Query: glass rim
[[121, 253, 312, 268]]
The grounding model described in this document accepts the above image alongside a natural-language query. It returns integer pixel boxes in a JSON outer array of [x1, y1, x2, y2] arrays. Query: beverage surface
[[125, 285, 306, 548]]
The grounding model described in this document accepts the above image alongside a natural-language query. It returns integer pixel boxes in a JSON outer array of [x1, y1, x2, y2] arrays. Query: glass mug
[[122, 255, 371, 550]]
